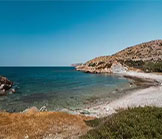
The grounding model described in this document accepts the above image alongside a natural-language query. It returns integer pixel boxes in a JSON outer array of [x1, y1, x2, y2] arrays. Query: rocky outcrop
[[110, 61, 128, 73], [76, 40, 162, 73], [0, 76, 14, 96], [76, 61, 128, 73]]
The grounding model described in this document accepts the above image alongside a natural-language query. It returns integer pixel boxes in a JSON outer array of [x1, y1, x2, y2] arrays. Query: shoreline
[[43, 71, 157, 116], [35, 70, 161, 118], [1, 71, 161, 117], [79, 71, 162, 117], [1, 71, 160, 116], [1, 71, 162, 138]]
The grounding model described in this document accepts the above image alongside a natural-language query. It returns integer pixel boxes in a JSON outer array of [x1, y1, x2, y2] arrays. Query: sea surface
[[0, 67, 132, 112]]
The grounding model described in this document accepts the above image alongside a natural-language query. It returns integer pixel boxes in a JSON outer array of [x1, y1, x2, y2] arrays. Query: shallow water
[[0, 67, 131, 112]]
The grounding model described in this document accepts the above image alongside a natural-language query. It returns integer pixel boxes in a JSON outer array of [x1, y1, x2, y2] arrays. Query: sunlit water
[[0, 67, 132, 112]]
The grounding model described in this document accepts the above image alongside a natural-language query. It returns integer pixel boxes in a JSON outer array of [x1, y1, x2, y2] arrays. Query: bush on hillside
[[124, 60, 144, 69], [143, 61, 162, 72], [123, 60, 162, 72], [88, 63, 96, 67], [81, 107, 162, 139]]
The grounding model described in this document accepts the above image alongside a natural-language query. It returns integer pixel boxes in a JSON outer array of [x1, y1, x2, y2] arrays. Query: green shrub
[[124, 60, 144, 69], [143, 62, 162, 72], [81, 107, 162, 139], [88, 63, 96, 67], [123, 60, 162, 72]]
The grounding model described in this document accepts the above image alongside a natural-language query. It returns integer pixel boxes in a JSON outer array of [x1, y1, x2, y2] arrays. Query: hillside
[[76, 40, 162, 73]]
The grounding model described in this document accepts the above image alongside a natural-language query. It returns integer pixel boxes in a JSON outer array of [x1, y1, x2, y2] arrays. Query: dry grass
[[0, 111, 94, 139]]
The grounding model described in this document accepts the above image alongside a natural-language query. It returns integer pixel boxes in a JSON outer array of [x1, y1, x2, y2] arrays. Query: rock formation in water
[[76, 40, 162, 73], [0, 76, 14, 96]]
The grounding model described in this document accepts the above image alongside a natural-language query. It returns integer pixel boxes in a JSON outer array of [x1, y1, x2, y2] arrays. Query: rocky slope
[[76, 40, 162, 73]]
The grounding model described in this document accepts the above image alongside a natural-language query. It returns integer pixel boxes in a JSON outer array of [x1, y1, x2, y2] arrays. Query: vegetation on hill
[[81, 107, 162, 139], [121, 60, 162, 72], [143, 61, 162, 72]]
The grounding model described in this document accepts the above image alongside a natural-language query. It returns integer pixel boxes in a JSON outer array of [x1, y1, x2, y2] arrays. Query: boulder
[[40, 106, 47, 112], [0, 76, 13, 85], [0, 76, 13, 96], [23, 106, 39, 114]]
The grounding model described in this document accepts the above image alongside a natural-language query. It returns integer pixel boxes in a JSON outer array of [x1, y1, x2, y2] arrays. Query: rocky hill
[[76, 40, 162, 73]]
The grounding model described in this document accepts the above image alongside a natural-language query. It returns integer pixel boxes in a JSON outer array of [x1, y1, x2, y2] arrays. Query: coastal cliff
[[76, 40, 162, 73]]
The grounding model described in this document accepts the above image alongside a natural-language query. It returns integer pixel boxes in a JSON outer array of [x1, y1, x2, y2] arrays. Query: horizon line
[[0, 65, 74, 67]]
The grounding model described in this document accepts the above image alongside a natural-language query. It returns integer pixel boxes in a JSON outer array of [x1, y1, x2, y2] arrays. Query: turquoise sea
[[0, 67, 132, 112]]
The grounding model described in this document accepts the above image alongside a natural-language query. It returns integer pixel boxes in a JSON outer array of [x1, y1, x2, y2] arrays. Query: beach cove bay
[[0, 67, 132, 112]]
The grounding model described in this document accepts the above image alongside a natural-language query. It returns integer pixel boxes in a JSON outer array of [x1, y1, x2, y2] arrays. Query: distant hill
[[76, 40, 162, 73], [71, 63, 83, 67]]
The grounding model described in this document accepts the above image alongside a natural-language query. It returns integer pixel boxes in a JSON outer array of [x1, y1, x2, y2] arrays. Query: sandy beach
[[81, 71, 162, 117]]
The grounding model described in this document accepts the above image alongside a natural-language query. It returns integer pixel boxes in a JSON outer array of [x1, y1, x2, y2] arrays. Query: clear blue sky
[[0, 1, 162, 66]]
